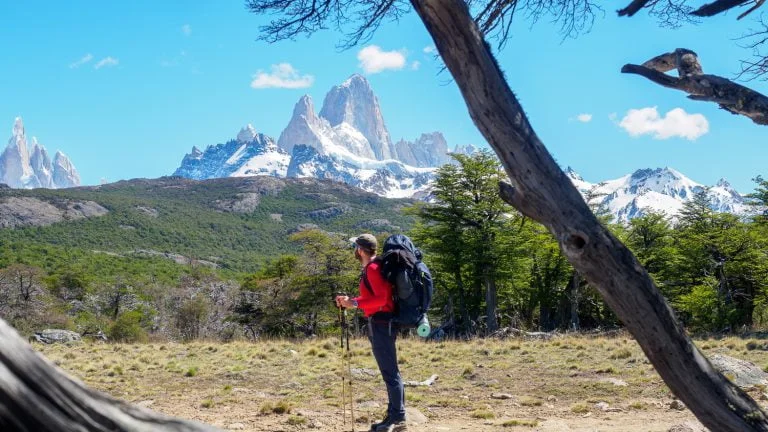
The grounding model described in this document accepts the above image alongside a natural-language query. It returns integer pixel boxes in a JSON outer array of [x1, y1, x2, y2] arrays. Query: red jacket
[[354, 260, 395, 317]]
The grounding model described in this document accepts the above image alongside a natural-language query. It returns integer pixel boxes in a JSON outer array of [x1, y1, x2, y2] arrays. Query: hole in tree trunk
[[566, 233, 588, 251]]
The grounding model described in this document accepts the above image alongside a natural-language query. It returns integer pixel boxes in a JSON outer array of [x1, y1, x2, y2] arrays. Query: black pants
[[368, 317, 405, 421]]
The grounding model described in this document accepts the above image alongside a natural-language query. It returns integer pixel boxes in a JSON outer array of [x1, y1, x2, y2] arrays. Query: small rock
[[351, 368, 379, 378], [710, 354, 768, 388], [227, 423, 245, 431], [491, 393, 513, 400], [546, 395, 558, 402], [406, 407, 429, 425], [669, 399, 686, 411], [601, 378, 628, 387], [288, 349, 298, 355], [358, 401, 381, 409], [135, 400, 154, 408], [668, 421, 708, 432], [594, 402, 610, 411]]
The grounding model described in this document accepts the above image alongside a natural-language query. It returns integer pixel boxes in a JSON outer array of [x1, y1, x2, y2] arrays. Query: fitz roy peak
[[317, 74, 394, 160], [0, 117, 80, 189], [175, 74, 461, 198]]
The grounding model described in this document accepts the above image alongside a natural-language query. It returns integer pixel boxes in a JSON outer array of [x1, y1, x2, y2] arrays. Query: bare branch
[[692, 0, 751, 16], [617, 0, 651, 17], [245, 0, 408, 49], [623, 48, 768, 125], [739, 0, 766, 19], [736, 15, 768, 80]]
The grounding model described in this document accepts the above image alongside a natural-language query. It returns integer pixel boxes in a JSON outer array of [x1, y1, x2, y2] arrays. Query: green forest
[[1, 156, 767, 341]]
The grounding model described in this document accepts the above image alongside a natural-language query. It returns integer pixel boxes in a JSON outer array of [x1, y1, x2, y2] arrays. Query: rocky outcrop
[[0, 196, 108, 228], [214, 193, 260, 213], [32, 329, 81, 344]]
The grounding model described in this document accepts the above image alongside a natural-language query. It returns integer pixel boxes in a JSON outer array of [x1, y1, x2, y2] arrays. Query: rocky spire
[[52, 151, 81, 188], [318, 74, 394, 160]]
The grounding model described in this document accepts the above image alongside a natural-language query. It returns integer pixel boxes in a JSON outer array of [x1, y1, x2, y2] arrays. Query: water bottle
[[416, 315, 430, 338]]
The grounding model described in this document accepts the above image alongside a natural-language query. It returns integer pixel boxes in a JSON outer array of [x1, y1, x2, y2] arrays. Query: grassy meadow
[[36, 333, 768, 431]]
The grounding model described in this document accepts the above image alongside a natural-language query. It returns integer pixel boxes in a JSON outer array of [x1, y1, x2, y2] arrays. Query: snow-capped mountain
[[394, 132, 451, 168], [318, 74, 394, 160], [565, 167, 751, 222], [174, 74, 466, 198], [0, 117, 80, 189], [174, 125, 290, 179], [287, 144, 434, 198]]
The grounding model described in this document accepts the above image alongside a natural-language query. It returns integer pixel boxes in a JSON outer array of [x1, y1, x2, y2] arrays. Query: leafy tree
[[672, 191, 765, 330], [412, 152, 531, 333]]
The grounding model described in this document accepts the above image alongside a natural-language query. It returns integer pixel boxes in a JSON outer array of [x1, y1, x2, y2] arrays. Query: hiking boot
[[371, 416, 407, 432]]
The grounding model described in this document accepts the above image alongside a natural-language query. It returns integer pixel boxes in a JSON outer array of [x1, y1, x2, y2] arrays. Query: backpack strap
[[361, 270, 374, 295], [360, 258, 380, 296]]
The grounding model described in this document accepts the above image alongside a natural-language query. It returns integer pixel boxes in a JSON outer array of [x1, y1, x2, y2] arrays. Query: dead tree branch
[[410, 0, 768, 430], [0, 318, 219, 432], [622, 48, 768, 125], [691, 0, 751, 17]]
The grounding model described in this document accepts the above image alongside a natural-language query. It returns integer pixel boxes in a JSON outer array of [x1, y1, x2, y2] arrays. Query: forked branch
[[622, 48, 768, 125]]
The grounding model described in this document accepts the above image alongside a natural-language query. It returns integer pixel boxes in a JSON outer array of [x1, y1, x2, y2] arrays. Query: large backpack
[[378, 234, 433, 327]]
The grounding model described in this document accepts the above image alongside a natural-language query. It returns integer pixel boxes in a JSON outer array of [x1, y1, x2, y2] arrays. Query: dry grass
[[33, 333, 768, 431]]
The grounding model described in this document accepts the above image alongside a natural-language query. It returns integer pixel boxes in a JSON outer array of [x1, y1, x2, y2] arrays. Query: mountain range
[[0, 118, 80, 189], [565, 166, 752, 222], [1, 77, 754, 223], [174, 75, 470, 198]]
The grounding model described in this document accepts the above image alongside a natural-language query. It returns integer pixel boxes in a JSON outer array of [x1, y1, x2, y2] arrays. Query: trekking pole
[[338, 305, 347, 430], [344, 308, 356, 431]]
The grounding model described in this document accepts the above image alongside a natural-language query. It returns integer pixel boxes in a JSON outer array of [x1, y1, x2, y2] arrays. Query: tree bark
[[484, 266, 498, 332], [0, 319, 220, 432], [410, 0, 768, 430], [622, 49, 768, 126]]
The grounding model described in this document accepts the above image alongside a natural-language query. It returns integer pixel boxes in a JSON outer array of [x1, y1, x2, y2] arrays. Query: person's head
[[351, 233, 377, 262]]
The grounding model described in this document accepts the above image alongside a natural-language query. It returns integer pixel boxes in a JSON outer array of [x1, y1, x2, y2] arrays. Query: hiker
[[335, 233, 407, 432]]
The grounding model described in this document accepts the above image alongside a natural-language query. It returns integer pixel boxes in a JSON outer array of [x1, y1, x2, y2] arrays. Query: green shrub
[[107, 311, 148, 343]]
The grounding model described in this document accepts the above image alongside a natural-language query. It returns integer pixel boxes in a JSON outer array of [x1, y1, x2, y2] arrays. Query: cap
[[350, 233, 377, 253]]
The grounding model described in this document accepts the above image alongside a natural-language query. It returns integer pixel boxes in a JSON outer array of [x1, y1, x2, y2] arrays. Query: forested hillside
[[1, 160, 767, 342]]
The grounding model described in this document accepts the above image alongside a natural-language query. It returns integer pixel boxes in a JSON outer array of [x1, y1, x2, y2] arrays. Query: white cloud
[[618, 107, 709, 140], [576, 113, 592, 123], [357, 45, 406, 74], [182, 24, 192, 36], [250, 63, 314, 89], [411, 61, 421, 70], [423, 45, 436, 54], [94, 56, 119, 69], [69, 53, 93, 69]]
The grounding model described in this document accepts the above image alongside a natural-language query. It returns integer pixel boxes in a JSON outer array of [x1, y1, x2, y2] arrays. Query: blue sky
[[0, 1, 765, 192]]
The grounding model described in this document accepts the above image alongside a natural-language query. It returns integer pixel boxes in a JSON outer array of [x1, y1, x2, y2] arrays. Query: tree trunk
[[453, 268, 471, 333], [410, 0, 768, 430], [569, 271, 581, 331], [0, 319, 220, 432], [484, 265, 498, 332]]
